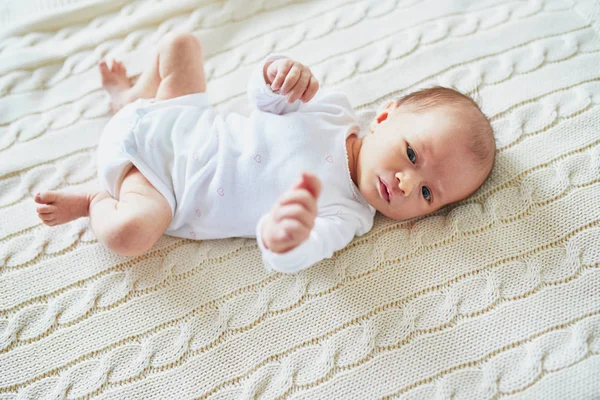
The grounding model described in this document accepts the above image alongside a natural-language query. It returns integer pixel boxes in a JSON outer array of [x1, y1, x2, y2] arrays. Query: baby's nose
[[395, 172, 414, 197]]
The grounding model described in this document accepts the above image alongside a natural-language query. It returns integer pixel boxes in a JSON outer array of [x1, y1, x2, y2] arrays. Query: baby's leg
[[35, 167, 172, 256], [99, 32, 206, 111]]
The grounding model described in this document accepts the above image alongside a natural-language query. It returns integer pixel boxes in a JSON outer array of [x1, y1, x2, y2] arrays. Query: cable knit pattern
[[0, 0, 599, 399]]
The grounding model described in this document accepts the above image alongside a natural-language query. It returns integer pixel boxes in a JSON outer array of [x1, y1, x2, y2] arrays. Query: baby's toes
[[36, 204, 56, 214], [38, 212, 57, 225], [115, 61, 126, 74], [99, 61, 109, 78], [110, 59, 122, 73], [34, 191, 58, 204]]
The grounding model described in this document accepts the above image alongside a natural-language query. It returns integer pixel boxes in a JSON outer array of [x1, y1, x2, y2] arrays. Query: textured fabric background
[[1, 0, 600, 399]]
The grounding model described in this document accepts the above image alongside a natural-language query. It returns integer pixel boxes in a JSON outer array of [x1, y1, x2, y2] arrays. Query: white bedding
[[1, 0, 599, 398]]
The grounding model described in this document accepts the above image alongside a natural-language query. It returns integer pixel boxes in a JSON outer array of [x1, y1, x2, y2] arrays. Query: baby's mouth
[[378, 177, 391, 203]]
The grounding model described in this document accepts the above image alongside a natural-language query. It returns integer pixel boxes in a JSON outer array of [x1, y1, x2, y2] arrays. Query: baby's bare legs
[[36, 168, 172, 255], [35, 32, 207, 256], [100, 32, 207, 112]]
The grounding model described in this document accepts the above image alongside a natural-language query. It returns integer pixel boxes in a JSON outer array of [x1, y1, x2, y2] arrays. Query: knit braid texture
[[0, 0, 599, 398]]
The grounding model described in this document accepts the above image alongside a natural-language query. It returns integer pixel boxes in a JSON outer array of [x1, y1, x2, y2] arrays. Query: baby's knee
[[159, 32, 202, 56], [103, 213, 157, 257]]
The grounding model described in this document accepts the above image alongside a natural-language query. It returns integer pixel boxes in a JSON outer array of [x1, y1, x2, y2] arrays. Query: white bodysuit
[[97, 54, 376, 273]]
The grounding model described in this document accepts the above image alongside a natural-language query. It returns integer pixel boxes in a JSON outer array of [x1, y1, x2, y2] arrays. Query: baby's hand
[[261, 172, 322, 254], [264, 58, 320, 103]]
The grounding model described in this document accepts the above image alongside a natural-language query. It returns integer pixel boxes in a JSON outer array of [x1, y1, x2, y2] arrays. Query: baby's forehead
[[398, 101, 472, 119], [394, 104, 474, 136]]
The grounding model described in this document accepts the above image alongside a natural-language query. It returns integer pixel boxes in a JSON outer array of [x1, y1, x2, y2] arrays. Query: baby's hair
[[394, 86, 495, 177]]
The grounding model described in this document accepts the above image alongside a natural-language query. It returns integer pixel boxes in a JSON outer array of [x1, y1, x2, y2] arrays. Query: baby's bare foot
[[34, 191, 90, 226], [99, 60, 136, 113]]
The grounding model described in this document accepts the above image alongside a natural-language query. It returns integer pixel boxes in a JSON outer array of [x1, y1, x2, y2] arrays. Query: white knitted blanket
[[1, 0, 600, 398]]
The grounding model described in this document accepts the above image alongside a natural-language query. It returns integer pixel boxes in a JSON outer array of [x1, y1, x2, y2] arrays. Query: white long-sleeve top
[[97, 54, 376, 273]]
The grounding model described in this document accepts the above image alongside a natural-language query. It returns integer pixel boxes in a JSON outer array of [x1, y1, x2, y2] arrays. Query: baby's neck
[[345, 134, 362, 188]]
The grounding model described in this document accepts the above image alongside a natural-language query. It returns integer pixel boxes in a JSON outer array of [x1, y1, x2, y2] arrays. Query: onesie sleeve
[[247, 53, 303, 115], [255, 214, 358, 274]]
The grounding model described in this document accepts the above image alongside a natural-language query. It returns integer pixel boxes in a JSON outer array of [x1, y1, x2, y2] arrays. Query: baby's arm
[[247, 55, 319, 114], [256, 173, 358, 273]]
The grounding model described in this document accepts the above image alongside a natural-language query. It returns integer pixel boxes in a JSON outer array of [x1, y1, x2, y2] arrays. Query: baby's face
[[357, 103, 488, 220]]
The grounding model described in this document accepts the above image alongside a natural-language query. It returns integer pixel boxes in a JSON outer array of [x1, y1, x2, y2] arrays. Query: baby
[[33, 33, 495, 273]]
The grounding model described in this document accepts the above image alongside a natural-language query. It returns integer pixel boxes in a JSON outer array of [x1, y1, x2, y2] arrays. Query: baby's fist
[[261, 172, 322, 253], [264, 58, 320, 103]]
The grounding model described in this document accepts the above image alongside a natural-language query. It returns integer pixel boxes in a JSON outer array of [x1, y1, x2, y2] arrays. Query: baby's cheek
[[413, 199, 440, 219]]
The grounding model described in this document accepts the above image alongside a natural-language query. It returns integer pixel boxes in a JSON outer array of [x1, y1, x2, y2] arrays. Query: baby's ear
[[383, 100, 399, 111], [371, 100, 399, 132]]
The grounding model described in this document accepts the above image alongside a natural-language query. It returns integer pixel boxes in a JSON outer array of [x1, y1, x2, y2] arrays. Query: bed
[[1, 0, 599, 398]]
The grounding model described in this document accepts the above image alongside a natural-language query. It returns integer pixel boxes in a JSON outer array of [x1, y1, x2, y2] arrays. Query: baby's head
[[356, 86, 495, 220]]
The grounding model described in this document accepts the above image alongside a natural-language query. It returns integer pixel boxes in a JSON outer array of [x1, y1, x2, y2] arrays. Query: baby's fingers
[[275, 218, 310, 245], [286, 68, 310, 103], [300, 76, 319, 103], [278, 188, 317, 216], [279, 64, 302, 97], [274, 204, 315, 229], [270, 59, 293, 91]]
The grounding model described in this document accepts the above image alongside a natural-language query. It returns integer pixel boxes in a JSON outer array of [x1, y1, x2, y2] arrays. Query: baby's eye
[[422, 186, 431, 201], [407, 145, 416, 164]]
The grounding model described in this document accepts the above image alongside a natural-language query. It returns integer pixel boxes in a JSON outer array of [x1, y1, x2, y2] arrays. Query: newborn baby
[[34, 33, 495, 273]]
